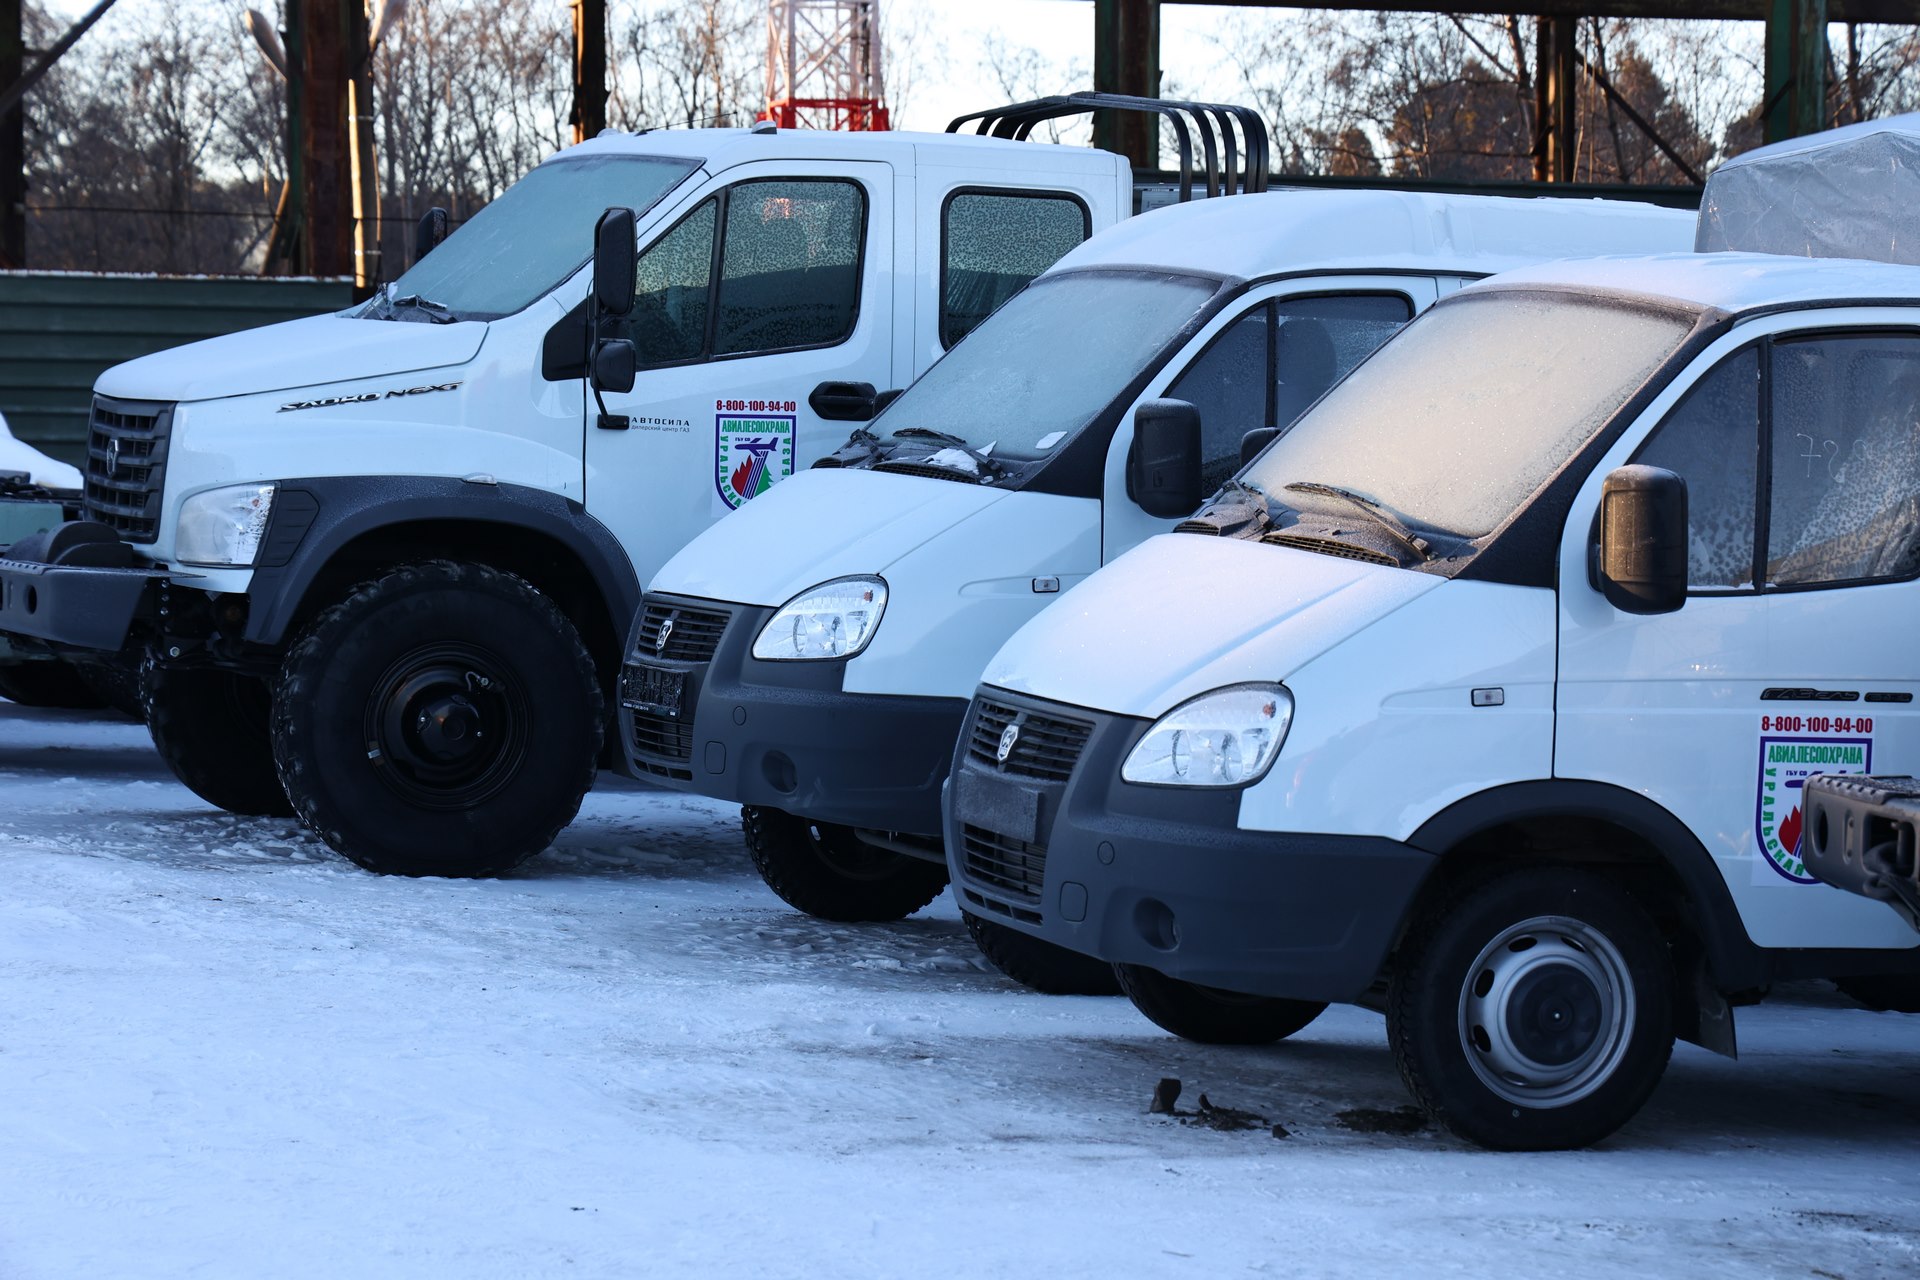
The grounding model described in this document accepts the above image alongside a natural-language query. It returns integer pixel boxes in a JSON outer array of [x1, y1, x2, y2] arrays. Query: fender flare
[[239, 477, 639, 650], [1409, 778, 1766, 990]]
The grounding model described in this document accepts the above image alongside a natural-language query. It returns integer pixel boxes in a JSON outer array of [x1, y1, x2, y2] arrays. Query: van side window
[[626, 198, 716, 365], [714, 180, 865, 357], [941, 192, 1090, 348], [1632, 346, 1760, 589], [1167, 293, 1413, 494], [1767, 333, 1920, 586]]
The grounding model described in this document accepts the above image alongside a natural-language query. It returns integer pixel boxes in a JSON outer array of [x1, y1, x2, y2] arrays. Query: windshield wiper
[[1282, 481, 1433, 561], [369, 291, 459, 325]]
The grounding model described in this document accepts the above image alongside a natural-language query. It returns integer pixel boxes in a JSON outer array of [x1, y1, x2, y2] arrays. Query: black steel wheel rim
[[363, 642, 530, 810]]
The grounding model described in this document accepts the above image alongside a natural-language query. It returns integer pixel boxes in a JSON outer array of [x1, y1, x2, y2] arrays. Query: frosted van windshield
[[876, 270, 1220, 459], [1240, 291, 1696, 538], [368, 154, 700, 321]]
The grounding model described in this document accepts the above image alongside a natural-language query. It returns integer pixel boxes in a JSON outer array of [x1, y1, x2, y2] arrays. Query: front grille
[[633, 599, 730, 662], [83, 396, 173, 543], [960, 823, 1047, 907], [967, 695, 1093, 783], [629, 708, 694, 763]]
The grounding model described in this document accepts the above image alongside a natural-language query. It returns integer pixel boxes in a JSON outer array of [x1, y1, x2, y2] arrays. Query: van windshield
[[1240, 290, 1697, 539], [364, 154, 700, 322], [875, 270, 1220, 460]]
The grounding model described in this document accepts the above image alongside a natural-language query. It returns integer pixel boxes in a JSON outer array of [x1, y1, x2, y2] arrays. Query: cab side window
[[623, 179, 866, 367], [1767, 334, 1920, 586], [941, 192, 1090, 348], [1167, 293, 1413, 494], [1632, 346, 1760, 589]]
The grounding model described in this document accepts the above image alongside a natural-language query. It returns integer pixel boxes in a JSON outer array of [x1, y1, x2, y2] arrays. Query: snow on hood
[[93, 313, 488, 404], [649, 468, 1011, 606], [981, 532, 1438, 719], [0, 410, 82, 489]]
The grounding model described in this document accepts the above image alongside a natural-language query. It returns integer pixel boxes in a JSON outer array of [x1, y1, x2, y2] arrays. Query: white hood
[[649, 468, 1012, 606], [94, 313, 489, 403], [0, 409, 82, 490], [981, 533, 1439, 718]]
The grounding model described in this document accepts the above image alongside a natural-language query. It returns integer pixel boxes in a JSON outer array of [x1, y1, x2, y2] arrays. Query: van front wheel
[[146, 659, 293, 816], [964, 913, 1122, 995], [1116, 963, 1326, 1044], [741, 806, 948, 922], [1388, 867, 1674, 1151]]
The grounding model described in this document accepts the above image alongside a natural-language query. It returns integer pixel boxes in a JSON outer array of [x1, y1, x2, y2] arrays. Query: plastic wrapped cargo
[[1696, 112, 1920, 265]]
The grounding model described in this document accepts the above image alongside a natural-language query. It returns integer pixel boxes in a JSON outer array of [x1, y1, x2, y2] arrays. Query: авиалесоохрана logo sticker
[[1755, 722, 1873, 884], [715, 404, 796, 511]]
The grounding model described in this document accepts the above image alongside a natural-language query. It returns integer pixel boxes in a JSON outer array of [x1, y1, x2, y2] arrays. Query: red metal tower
[[764, 0, 889, 132]]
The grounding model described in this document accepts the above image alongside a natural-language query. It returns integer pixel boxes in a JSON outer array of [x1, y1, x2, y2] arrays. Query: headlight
[[1121, 683, 1292, 788], [752, 576, 888, 661], [175, 483, 276, 567]]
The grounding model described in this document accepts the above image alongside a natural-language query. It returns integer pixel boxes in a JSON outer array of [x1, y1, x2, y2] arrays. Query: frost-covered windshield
[[875, 270, 1220, 459], [366, 154, 699, 322], [1240, 291, 1697, 539]]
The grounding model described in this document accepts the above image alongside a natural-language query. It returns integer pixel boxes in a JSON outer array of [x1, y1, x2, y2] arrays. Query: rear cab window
[[941, 190, 1091, 348]]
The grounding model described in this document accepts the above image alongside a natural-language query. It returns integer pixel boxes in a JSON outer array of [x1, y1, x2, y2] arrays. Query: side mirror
[[809, 380, 878, 422], [592, 338, 638, 395], [413, 207, 449, 263], [1595, 464, 1688, 615], [593, 207, 637, 316], [1129, 399, 1204, 519], [1240, 427, 1279, 467]]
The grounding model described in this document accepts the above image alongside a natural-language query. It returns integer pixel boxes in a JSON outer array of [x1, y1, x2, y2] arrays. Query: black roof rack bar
[[946, 92, 1273, 203]]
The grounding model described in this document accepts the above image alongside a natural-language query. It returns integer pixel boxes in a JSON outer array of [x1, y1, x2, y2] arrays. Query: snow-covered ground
[[1, 703, 1915, 1279]]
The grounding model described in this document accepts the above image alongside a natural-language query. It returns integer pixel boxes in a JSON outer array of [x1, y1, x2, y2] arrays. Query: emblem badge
[[104, 436, 122, 477], [655, 616, 675, 656], [996, 723, 1020, 765], [715, 410, 796, 511]]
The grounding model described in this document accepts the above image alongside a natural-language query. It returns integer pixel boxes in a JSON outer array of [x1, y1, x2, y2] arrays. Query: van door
[[584, 161, 895, 590], [1101, 277, 1430, 562], [1555, 319, 1920, 951]]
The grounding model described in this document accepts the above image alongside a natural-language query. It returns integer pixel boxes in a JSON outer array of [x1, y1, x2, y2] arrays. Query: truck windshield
[[1240, 290, 1697, 539], [366, 154, 700, 322], [875, 270, 1220, 460]]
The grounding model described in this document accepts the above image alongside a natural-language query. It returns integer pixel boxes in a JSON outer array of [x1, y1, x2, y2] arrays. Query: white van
[[624, 190, 1692, 986], [944, 248, 1920, 1149]]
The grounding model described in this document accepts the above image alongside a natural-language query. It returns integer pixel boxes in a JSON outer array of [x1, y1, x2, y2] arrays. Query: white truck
[[624, 188, 1691, 990], [943, 119, 1920, 1148], [0, 95, 1256, 875]]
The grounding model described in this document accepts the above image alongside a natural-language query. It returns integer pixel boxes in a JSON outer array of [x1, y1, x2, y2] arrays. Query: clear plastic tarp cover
[[1696, 113, 1920, 265]]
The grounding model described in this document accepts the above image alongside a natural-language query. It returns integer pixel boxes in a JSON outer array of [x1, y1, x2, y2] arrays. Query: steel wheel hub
[[365, 643, 528, 809]]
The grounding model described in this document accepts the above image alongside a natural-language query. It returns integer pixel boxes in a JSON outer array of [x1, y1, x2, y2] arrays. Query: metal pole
[[1, 0, 23, 268], [300, 0, 353, 277], [348, 1, 379, 294], [1093, 0, 1160, 172], [0, 0, 118, 122], [1764, 0, 1829, 142], [1536, 15, 1577, 182], [571, 0, 607, 144]]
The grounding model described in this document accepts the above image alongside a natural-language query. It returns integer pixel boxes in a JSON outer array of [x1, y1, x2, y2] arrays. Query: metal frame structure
[[764, 0, 890, 132]]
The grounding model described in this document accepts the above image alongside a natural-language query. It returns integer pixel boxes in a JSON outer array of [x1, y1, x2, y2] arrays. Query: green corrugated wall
[[0, 273, 356, 467]]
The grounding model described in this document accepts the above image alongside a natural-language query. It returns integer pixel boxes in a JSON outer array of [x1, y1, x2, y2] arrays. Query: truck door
[[1555, 320, 1920, 951], [584, 161, 895, 590], [1101, 279, 1429, 562]]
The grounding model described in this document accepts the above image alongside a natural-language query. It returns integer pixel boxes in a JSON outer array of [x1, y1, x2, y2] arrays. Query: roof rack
[[945, 92, 1270, 203]]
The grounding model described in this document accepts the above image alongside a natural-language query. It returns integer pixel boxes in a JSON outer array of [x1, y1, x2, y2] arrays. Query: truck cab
[[0, 106, 1182, 877], [623, 189, 1691, 983], [945, 249, 1920, 1148]]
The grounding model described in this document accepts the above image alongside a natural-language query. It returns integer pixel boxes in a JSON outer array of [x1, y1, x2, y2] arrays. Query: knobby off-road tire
[[1116, 963, 1326, 1044], [75, 656, 145, 720], [145, 657, 294, 817], [0, 659, 107, 710], [1388, 866, 1675, 1152], [273, 561, 602, 877], [742, 806, 948, 922], [964, 912, 1122, 995], [1835, 975, 1920, 1014]]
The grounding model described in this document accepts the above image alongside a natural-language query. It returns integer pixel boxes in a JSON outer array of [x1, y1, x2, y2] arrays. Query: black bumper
[[619, 593, 967, 836], [0, 530, 162, 652], [943, 686, 1438, 1005]]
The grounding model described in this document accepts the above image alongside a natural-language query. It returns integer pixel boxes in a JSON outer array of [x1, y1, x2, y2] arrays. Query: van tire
[[742, 806, 948, 922], [1835, 975, 1920, 1014], [76, 656, 145, 719], [1388, 866, 1674, 1151], [963, 912, 1122, 995], [145, 659, 294, 817], [1116, 963, 1326, 1044], [273, 561, 602, 877], [0, 659, 107, 710]]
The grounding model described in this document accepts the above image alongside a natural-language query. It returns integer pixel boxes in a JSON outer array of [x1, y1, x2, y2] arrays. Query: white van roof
[[552, 125, 1125, 175], [1042, 188, 1694, 282], [1466, 249, 1920, 315]]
